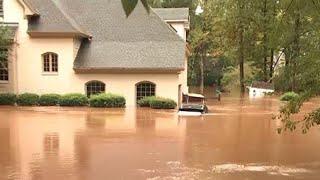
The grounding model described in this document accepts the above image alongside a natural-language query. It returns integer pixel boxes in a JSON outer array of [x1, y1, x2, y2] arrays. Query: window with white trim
[[0, 48, 8, 82], [136, 81, 156, 102], [0, 0, 3, 18], [42, 52, 58, 73], [86, 81, 106, 97]]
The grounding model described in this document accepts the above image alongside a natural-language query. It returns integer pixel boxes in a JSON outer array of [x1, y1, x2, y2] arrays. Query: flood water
[[1, 95, 320, 179]]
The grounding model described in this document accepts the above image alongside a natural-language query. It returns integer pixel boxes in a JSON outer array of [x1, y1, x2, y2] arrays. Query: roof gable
[[25, 0, 89, 37], [24, 0, 186, 71]]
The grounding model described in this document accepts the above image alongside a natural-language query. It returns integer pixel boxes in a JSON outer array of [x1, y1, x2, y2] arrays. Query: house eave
[[73, 67, 185, 74], [27, 31, 91, 38], [17, 0, 40, 17]]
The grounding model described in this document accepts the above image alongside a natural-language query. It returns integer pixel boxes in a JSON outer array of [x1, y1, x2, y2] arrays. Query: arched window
[[42, 52, 58, 73], [136, 81, 156, 102], [0, 48, 8, 82], [86, 81, 105, 97]]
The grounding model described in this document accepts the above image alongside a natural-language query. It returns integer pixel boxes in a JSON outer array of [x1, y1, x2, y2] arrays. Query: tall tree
[[203, 0, 256, 93], [274, 0, 320, 133]]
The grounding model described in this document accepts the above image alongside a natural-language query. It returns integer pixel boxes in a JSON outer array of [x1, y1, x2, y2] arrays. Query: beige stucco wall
[[2, 0, 186, 106], [170, 22, 187, 41], [168, 21, 189, 95]]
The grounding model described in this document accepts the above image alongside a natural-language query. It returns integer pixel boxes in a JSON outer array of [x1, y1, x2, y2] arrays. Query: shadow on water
[[1, 89, 320, 179]]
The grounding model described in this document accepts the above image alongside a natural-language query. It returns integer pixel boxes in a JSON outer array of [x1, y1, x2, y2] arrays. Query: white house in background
[[0, 0, 190, 106], [247, 81, 274, 98]]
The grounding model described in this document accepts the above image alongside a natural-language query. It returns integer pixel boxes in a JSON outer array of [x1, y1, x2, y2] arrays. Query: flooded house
[[0, 0, 190, 106], [247, 81, 274, 98]]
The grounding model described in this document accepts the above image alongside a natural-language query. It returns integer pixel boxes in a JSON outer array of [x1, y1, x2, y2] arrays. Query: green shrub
[[39, 94, 61, 106], [280, 92, 299, 101], [0, 93, 16, 105], [17, 93, 39, 106], [59, 93, 88, 106], [149, 97, 177, 109], [137, 96, 156, 107], [89, 93, 126, 108]]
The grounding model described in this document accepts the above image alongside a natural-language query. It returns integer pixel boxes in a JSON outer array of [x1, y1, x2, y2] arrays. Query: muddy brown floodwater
[[1, 96, 320, 180]]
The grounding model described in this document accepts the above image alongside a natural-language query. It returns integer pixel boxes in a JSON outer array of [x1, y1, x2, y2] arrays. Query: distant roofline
[[153, 7, 189, 21], [150, 8, 186, 43]]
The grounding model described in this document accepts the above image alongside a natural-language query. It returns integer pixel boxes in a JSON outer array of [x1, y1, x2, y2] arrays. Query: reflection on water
[[1, 96, 320, 180]]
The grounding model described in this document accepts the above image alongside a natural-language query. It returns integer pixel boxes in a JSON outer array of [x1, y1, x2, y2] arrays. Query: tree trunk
[[269, 49, 274, 80], [284, 48, 290, 66], [292, 12, 301, 92], [239, 28, 245, 94], [237, 0, 245, 94], [263, 56, 268, 81], [262, 0, 268, 82], [200, 53, 204, 95]]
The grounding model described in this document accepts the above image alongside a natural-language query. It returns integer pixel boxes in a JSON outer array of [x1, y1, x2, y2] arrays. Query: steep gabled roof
[[25, 0, 90, 37], [153, 8, 189, 22], [24, 0, 186, 71]]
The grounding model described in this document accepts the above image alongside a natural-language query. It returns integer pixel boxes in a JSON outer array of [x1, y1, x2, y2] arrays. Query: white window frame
[[0, 48, 9, 84], [85, 81, 106, 97], [136, 81, 156, 103], [42, 52, 58, 75]]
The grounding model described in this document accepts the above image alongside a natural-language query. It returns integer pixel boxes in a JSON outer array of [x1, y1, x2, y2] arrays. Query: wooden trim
[[28, 31, 90, 38]]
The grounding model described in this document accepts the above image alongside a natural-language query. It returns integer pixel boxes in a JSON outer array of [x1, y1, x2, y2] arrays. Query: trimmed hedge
[[280, 92, 299, 102], [17, 93, 39, 106], [137, 96, 157, 107], [39, 94, 61, 106], [0, 93, 16, 105], [149, 97, 177, 109], [89, 93, 126, 108], [138, 96, 177, 109], [59, 93, 88, 106]]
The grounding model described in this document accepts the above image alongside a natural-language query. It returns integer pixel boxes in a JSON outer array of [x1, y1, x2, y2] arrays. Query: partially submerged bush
[[17, 93, 39, 106], [59, 93, 88, 106], [280, 92, 299, 102], [149, 97, 177, 109], [0, 93, 16, 105], [137, 96, 156, 107], [39, 94, 61, 106], [89, 93, 126, 108]]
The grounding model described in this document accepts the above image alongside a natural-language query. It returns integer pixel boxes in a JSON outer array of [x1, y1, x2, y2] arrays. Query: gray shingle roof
[[25, 0, 186, 71], [153, 8, 189, 21], [25, 0, 89, 36]]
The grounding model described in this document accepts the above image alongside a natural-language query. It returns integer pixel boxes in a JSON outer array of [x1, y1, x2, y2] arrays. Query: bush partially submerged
[[149, 97, 177, 109], [17, 93, 39, 106], [137, 96, 156, 107], [89, 93, 126, 108], [280, 92, 299, 102], [0, 93, 16, 105], [39, 94, 61, 106], [59, 93, 88, 106], [138, 96, 177, 109]]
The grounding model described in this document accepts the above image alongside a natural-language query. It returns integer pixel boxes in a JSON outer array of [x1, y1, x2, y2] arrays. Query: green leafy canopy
[[121, 0, 150, 17]]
